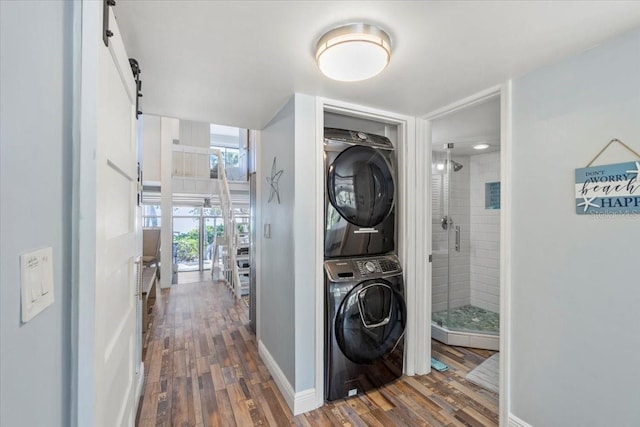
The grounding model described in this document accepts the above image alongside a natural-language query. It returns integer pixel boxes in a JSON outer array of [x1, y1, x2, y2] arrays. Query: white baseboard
[[258, 340, 321, 416], [135, 362, 145, 407], [293, 388, 319, 415], [509, 413, 533, 427], [258, 340, 295, 411]]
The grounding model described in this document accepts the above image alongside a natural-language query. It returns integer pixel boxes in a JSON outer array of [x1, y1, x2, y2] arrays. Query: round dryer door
[[327, 145, 394, 227], [335, 279, 406, 364]]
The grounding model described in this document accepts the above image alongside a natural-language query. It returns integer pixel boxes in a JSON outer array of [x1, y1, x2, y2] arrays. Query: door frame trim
[[417, 83, 512, 427], [70, 0, 83, 425], [73, 2, 101, 424]]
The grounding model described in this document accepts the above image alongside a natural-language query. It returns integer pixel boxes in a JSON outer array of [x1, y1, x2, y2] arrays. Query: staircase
[[235, 216, 250, 296], [211, 149, 250, 299], [169, 143, 250, 299]]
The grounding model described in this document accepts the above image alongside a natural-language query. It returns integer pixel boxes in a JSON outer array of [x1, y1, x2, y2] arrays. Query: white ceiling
[[431, 95, 500, 155], [115, 1, 640, 130]]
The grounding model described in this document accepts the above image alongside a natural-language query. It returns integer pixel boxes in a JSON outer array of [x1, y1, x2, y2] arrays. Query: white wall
[[511, 29, 640, 426], [0, 1, 73, 425], [141, 115, 161, 183], [179, 120, 210, 148], [175, 120, 209, 178], [469, 152, 500, 313], [143, 115, 210, 185], [160, 117, 179, 287]]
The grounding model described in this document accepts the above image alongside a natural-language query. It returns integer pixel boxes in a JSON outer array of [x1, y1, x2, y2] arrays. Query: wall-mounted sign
[[575, 161, 640, 215], [485, 182, 501, 209]]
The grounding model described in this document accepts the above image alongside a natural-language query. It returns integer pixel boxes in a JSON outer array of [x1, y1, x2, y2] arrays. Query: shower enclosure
[[431, 142, 500, 350]]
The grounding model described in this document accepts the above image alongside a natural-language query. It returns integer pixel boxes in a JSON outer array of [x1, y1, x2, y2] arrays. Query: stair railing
[[211, 149, 242, 298]]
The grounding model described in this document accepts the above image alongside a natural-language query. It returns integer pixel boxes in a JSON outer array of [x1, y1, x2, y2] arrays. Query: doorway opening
[[429, 94, 501, 351]]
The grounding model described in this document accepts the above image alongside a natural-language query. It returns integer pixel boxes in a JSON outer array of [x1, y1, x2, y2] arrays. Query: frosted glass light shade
[[316, 24, 391, 82]]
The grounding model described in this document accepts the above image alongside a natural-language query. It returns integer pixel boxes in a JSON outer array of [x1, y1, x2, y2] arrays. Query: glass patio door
[[173, 207, 201, 272]]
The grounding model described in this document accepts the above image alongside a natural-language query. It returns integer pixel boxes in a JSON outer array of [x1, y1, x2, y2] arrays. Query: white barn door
[[77, 2, 140, 426]]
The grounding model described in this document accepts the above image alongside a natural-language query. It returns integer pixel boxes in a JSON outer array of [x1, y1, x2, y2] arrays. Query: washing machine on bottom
[[325, 254, 406, 401]]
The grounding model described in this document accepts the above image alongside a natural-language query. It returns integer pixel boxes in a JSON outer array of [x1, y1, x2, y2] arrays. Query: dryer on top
[[324, 128, 396, 258]]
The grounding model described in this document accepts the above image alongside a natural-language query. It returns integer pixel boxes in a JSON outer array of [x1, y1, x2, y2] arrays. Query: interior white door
[[77, 2, 139, 426]]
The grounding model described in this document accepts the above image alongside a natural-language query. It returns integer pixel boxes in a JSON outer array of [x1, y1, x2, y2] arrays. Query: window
[[142, 204, 161, 227], [210, 123, 247, 181], [210, 147, 239, 169]]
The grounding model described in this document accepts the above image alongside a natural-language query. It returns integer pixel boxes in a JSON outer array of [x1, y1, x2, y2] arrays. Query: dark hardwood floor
[[136, 280, 498, 427]]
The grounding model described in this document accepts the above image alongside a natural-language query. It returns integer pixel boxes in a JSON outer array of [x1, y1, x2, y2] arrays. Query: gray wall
[[259, 94, 318, 395], [293, 94, 316, 391], [0, 1, 73, 426], [511, 29, 640, 426], [260, 97, 296, 386]]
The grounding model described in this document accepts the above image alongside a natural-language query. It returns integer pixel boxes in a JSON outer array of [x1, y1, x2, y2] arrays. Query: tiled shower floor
[[432, 305, 499, 334]]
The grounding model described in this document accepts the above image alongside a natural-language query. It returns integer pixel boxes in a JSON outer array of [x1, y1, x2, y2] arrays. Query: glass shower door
[[431, 148, 451, 329], [444, 145, 472, 333], [432, 143, 500, 335], [432, 144, 471, 332]]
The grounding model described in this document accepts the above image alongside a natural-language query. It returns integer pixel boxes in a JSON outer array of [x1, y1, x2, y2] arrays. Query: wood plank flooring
[[136, 280, 499, 427], [177, 270, 212, 285]]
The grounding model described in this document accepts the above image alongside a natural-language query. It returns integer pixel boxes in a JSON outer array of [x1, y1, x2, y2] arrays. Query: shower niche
[[430, 95, 501, 350]]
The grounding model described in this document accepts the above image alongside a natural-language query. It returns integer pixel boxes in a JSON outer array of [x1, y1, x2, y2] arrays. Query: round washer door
[[327, 145, 394, 227], [335, 279, 406, 364]]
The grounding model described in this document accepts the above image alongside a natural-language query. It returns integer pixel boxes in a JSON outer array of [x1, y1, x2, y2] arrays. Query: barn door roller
[[103, 0, 116, 47], [129, 58, 143, 119]]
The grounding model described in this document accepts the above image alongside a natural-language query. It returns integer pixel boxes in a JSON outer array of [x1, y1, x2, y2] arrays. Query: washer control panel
[[356, 258, 401, 275], [325, 255, 401, 282], [357, 260, 380, 275]]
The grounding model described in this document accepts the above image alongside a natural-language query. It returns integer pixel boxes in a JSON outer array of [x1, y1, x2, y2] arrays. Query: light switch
[[264, 223, 271, 239], [20, 247, 55, 323]]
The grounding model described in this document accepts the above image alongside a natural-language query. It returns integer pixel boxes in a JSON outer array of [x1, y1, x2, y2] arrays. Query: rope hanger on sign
[[586, 138, 640, 167]]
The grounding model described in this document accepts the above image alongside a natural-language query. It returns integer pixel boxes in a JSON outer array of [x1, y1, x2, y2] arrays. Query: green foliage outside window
[[174, 224, 225, 262], [224, 150, 239, 167]]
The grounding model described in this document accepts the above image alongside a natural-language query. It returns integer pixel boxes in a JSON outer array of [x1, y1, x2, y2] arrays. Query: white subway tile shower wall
[[469, 152, 500, 313]]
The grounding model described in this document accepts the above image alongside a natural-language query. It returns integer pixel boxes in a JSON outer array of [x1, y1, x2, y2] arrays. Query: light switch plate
[[20, 247, 55, 323]]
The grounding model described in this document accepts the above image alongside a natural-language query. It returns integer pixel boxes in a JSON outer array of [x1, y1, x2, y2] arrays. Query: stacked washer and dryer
[[323, 127, 407, 401]]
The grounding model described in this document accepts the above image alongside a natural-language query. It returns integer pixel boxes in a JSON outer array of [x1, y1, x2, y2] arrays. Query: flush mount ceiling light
[[316, 23, 391, 82], [473, 143, 491, 150]]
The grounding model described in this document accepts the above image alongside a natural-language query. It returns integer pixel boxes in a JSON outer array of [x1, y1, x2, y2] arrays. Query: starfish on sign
[[577, 195, 599, 212], [266, 157, 284, 204], [625, 161, 640, 178]]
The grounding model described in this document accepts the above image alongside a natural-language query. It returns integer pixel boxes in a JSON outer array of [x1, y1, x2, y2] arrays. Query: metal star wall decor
[[266, 157, 284, 204]]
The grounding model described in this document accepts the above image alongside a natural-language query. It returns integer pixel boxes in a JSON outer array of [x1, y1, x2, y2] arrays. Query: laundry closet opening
[[322, 110, 407, 402]]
